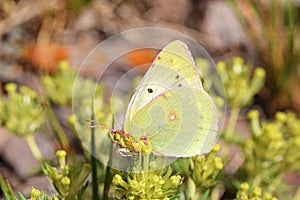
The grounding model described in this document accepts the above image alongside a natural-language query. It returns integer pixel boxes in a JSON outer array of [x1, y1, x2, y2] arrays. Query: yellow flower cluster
[[42, 150, 91, 198], [217, 57, 265, 109], [235, 182, 278, 200], [41, 61, 76, 106], [185, 144, 224, 199], [112, 166, 183, 200], [0, 83, 45, 137], [243, 110, 300, 188], [30, 187, 58, 200]]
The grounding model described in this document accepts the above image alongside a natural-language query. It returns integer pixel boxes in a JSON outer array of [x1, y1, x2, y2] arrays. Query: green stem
[[221, 107, 240, 158], [293, 185, 300, 200], [226, 107, 240, 140], [103, 145, 113, 200], [25, 134, 43, 162], [252, 175, 262, 187], [91, 108, 99, 200], [143, 154, 150, 198], [46, 105, 69, 149]]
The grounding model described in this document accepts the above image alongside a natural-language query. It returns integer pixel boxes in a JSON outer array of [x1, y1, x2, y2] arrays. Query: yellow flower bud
[[58, 60, 70, 73], [170, 175, 182, 186], [129, 180, 139, 190], [114, 133, 121, 141], [240, 182, 249, 191], [238, 193, 248, 200], [214, 158, 223, 170], [217, 61, 227, 73], [152, 175, 160, 183], [112, 174, 123, 185], [30, 187, 41, 198], [141, 144, 152, 155], [212, 143, 221, 153], [254, 67, 266, 78], [233, 57, 244, 66], [252, 187, 262, 197], [247, 110, 259, 120], [56, 150, 67, 158], [5, 83, 17, 94], [56, 150, 67, 168], [232, 57, 244, 74], [68, 115, 76, 125], [195, 155, 205, 163], [263, 192, 272, 200], [275, 112, 287, 123], [61, 176, 71, 185]]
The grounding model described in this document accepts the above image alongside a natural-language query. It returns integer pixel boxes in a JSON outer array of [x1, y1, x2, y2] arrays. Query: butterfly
[[96, 40, 218, 158]]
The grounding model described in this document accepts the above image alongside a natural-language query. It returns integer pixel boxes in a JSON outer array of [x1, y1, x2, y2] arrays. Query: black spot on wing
[[147, 88, 153, 93]]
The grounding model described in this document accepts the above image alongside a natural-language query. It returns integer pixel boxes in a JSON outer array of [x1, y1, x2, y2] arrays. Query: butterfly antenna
[[86, 120, 114, 131]]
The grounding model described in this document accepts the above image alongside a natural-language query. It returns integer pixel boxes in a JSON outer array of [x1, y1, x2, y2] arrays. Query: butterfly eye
[[147, 88, 153, 93]]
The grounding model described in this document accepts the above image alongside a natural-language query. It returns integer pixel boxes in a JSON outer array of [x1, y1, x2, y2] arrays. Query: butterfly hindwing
[[129, 87, 217, 157]]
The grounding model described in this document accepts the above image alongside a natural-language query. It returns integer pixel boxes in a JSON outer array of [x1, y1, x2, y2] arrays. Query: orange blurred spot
[[22, 43, 69, 73], [125, 49, 158, 72]]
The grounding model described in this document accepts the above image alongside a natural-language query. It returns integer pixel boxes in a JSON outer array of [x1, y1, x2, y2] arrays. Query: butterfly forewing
[[124, 40, 203, 132]]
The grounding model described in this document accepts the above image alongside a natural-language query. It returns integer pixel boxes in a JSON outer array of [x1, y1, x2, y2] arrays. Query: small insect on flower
[[87, 120, 151, 155]]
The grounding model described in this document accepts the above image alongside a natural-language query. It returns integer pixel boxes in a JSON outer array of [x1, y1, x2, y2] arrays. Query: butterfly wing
[[124, 40, 203, 132], [129, 87, 218, 157], [124, 40, 218, 157]]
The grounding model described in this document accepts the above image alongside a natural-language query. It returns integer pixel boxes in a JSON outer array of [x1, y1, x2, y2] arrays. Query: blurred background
[[0, 0, 299, 199]]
